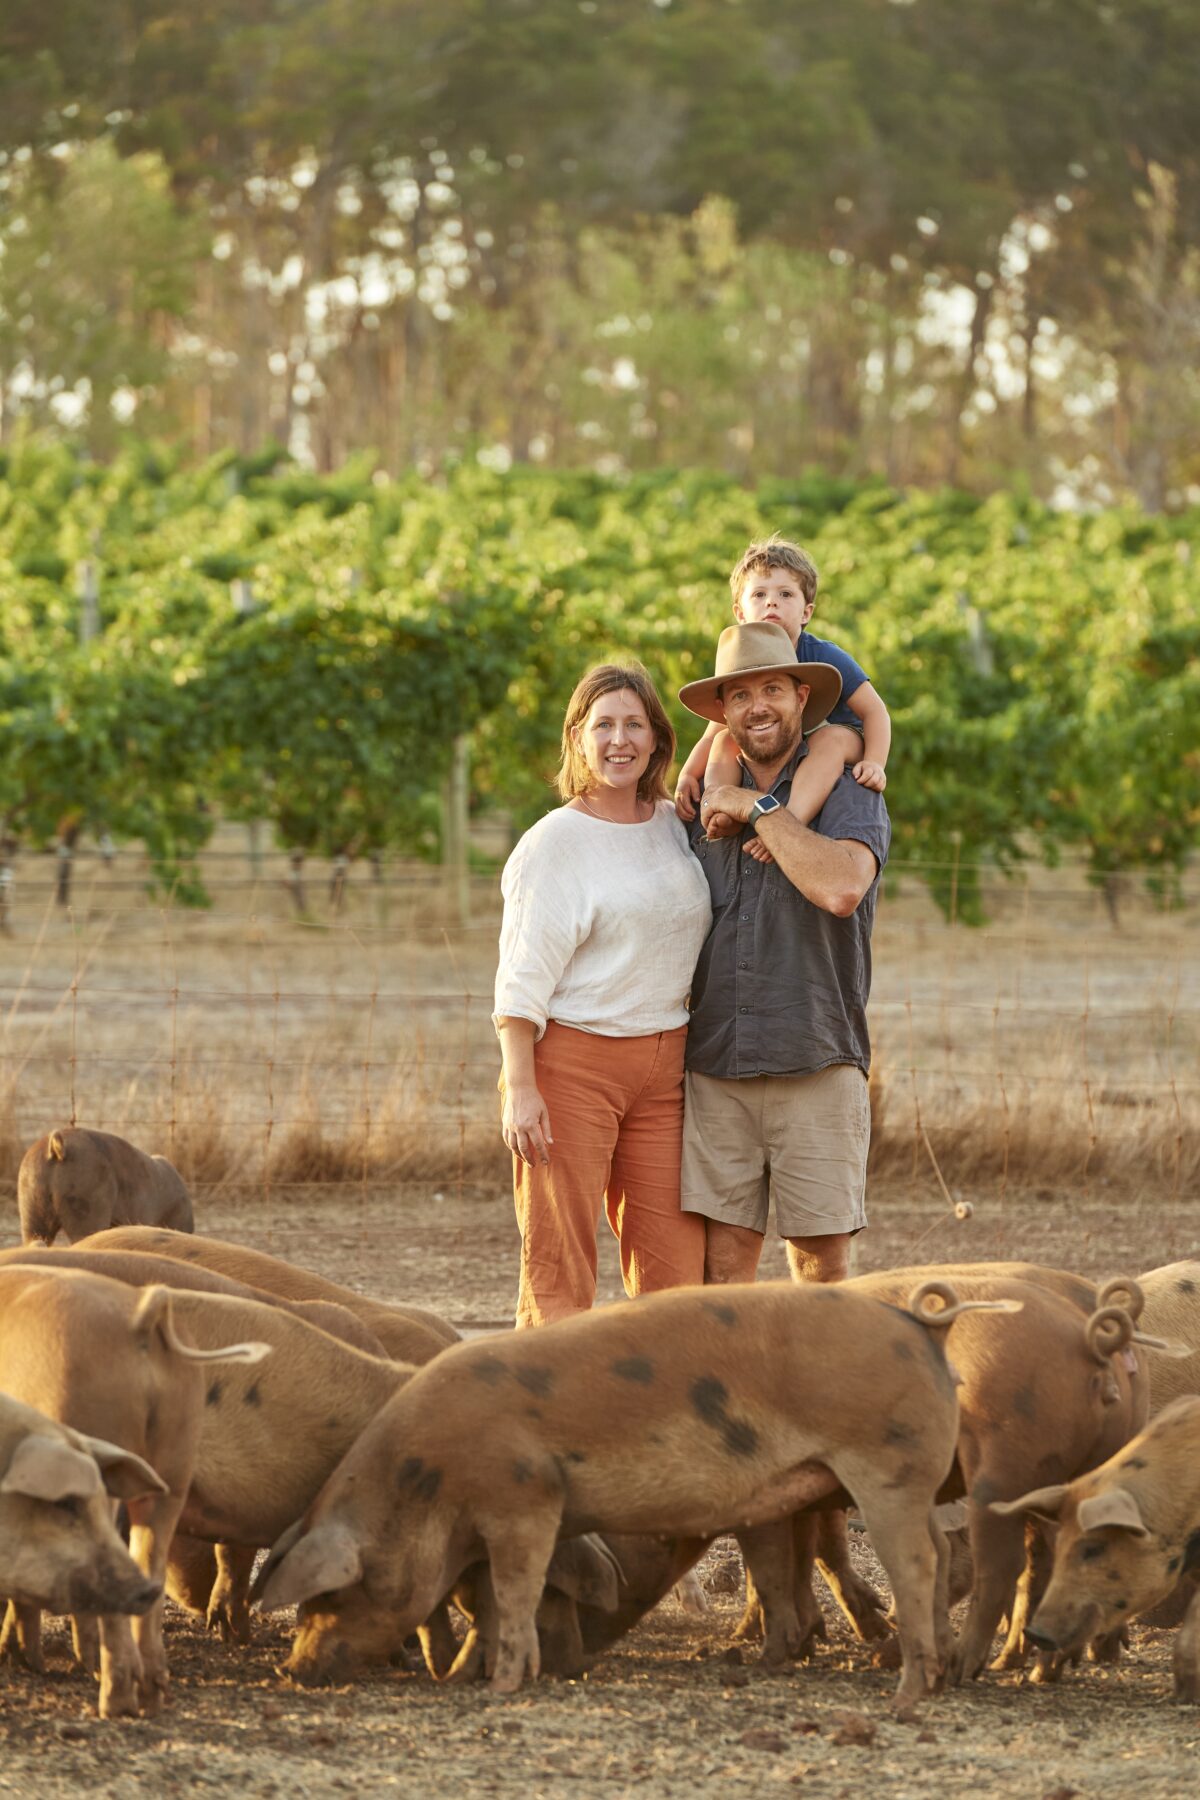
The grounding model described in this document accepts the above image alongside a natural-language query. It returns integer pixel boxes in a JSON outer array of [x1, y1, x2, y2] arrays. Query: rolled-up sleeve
[[492, 837, 586, 1038]]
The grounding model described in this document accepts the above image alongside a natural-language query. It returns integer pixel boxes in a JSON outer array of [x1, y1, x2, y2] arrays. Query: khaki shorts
[[681, 1063, 870, 1239]]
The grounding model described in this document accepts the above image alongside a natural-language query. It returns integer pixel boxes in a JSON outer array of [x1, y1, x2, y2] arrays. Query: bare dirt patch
[[3, 1181, 1200, 1797]]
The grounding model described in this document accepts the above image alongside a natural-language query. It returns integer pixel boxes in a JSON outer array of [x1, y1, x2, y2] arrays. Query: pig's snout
[[70, 1573, 161, 1617], [123, 1576, 163, 1616], [281, 1631, 358, 1688], [1023, 1622, 1059, 1652]]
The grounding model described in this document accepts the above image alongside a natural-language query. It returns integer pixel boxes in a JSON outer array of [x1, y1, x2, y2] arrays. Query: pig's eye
[[54, 1497, 83, 1520], [1079, 1540, 1107, 1562]]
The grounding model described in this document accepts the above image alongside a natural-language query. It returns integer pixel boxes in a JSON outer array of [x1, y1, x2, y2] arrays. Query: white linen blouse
[[493, 800, 713, 1039]]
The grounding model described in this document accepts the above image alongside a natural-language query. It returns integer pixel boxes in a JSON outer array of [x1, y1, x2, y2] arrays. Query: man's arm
[[700, 784, 878, 918]]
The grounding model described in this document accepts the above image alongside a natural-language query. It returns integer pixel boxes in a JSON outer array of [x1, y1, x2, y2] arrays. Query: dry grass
[[0, 845, 1196, 1208]]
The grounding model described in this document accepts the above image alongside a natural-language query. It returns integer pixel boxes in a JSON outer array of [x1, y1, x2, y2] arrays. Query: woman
[[493, 663, 713, 1328]]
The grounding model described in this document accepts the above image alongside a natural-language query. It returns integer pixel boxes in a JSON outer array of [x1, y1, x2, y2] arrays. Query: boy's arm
[[674, 717, 722, 820], [701, 785, 878, 917], [848, 683, 890, 791]]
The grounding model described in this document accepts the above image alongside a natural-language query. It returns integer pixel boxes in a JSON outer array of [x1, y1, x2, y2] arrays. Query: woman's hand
[[502, 1083, 553, 1167]]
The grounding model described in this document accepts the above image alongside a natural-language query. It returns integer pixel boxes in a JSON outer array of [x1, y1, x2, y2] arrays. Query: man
[[678, 621, 890, 1285]]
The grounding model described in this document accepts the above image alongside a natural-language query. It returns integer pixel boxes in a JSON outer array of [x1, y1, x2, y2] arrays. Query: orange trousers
[[509, 1020, 706, 1328]]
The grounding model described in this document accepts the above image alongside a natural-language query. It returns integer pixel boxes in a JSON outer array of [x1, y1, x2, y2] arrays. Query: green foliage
[[0, 445, 1196, 914]]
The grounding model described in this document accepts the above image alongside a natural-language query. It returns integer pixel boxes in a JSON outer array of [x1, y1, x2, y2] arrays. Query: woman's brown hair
[[556, 663, 675, 803]]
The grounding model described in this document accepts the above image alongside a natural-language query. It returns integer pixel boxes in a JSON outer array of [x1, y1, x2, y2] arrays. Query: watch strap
[[748, 793, 782, 834]]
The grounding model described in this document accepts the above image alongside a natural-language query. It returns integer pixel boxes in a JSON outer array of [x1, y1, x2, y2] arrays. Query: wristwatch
[[747, 793, 782, 834]]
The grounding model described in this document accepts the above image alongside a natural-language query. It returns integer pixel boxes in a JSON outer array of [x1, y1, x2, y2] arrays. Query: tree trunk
[[55, 824, 81, 908], [1022, 313, 1038, 442], [288, 850, 307, 915], [946, 279, 995, 487]]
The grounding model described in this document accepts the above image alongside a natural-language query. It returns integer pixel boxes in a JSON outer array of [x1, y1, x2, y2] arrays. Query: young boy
[[674, 537, 890, 858]]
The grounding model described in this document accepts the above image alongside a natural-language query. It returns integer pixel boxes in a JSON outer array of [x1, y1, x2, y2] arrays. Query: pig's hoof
[[443, 1631, 486, 1686], [731, 1602, 764, 1645], [870, 1635, 903, 1674], [0, 1637, 45, 1674], [98, 1681, 140, 1720], [136, 1658, 170, 1716], [989, 1642, 1028, 1673], [1086, 1628, 1126, 1665], [1172, 1671, 1200, 1704], [834, 1575, 891, 1643], [206, 1600, 252, 1646], [853, 1604, 891, 1646], [1026, 1652, 1064, 1686]]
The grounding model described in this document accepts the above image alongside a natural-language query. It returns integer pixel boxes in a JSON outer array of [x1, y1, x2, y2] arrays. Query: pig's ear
[[1, 1435, 104, 1502], [78, 1434, 169, 1502], [546, 1534, 625, 1612], [250, 1518, 305, 1606], [257, 1522, 363, 1612], [47, 1131, 66, 1161], [988, 1484, 1068, 1522], [1077, 1489, 1149, 1538]]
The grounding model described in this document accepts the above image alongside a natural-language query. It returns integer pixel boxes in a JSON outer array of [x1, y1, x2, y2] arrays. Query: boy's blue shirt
[[797, 630, 867, 732]]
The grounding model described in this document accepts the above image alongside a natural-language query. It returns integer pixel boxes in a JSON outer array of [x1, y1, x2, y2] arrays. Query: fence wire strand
[[0, 864, 1195, 1211]]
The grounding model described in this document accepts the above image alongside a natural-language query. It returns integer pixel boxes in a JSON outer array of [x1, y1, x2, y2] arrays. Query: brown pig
[[995, 1397, 1200, 1700], [0, 1245, 389, 1359], [18, 1128, 192, 1244], [0, 1267, 268, 1713], [78, 1226, 458, 1363], [0, 1242, 399, 1641], [256, 1280, 1018, 1711], [12, 1281, 424, 1654], [1136, 1261, 1200, 1414], [845, 1269, 1154, 1682], [0, 1391, 166, 1623], [0, 1266, 269, 1717], [440, 1533, 709, 1682]]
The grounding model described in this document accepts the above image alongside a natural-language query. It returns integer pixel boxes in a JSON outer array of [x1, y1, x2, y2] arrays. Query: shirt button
[[739, 1006, 748, 1013], [739, 913, 749, 921], [739, 961, 748, 969]]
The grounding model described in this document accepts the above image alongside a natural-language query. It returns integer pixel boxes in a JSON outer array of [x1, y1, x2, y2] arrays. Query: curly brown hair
[[556, 664, 675, 803]]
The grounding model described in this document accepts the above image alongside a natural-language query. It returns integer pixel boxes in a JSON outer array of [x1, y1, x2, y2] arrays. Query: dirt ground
[[2, 1181, 1200, 1799]]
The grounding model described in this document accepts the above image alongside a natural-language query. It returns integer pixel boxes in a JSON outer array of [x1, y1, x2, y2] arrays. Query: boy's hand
[[853, 760, 887, 792], [744, 838, 776, 865], [674, 769, 702, 821]]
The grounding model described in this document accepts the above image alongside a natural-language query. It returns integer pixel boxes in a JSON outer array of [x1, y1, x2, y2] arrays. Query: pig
[[78, 1226, 458, 1364], [438, 1533, 708, 1681], [730, 1264, 1156, 1669], [0, 1244, 390, 1360], [994, 1396, 1200, 1700], [6, 1276, 425, 1661], [0, 1391, 166, 1624], [844, 1268, 1154, 1683], [0, 1242, 403, 1642], [0, 1266, 269, 1717], [257, 1279, 1019, 1712], [18, 1128, 193, 1244], [1136, 1261, 1200, 1414]]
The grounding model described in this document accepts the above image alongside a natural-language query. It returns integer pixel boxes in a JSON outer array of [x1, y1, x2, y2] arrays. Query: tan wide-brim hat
[[678, 621, 843, 728]]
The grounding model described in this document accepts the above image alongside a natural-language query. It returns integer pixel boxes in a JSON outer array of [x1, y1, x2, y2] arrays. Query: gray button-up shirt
[[685, 742, 890, 1080]]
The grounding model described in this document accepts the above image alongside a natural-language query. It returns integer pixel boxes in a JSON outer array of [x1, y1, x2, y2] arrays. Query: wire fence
[[0, 853, 1196, 1225]]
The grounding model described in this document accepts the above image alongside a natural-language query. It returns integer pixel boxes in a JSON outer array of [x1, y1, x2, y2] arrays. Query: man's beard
[[729, 712, 802, 765]]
